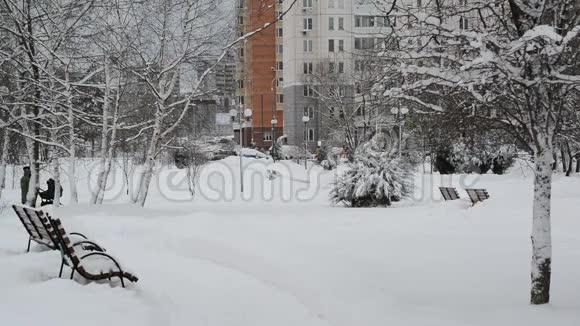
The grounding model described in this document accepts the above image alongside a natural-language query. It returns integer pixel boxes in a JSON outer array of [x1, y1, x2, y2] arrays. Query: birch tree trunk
[[135, 121, 162, 206], [52, 157, 62, 208], [0, 130, 9, 200], [66, 74, 78, 204], [50, 119, 62, 207], [530, 139, 554, 305], [96, 110, 119, 205], [24, 136, 38, 207], [91, 58, 111, 204]]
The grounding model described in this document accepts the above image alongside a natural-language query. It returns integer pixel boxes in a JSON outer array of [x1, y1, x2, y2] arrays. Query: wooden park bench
[[12, 205, 103, 253], [465, 188, 490, 206], [439, 187, 460, 201], [12, 205, 137, 287], [50, 218, 138, 287]]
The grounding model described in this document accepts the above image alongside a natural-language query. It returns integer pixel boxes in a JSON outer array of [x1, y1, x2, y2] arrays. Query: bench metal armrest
[[72, 240, 106, 252], [79, 252, 123, 273], [69, 232, 88, 239]]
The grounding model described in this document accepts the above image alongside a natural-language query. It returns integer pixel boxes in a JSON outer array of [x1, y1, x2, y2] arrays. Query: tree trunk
[[24, 136, 38, 207], [52, 157, 61, 208], [91, 58, 111, 204], [67, 85, 78, 204], [530, 146, 553, 305], [560, 145, 566, 173], [565, 142, 573, 177], [0, 130, 9, 200], [134, 121, 162, 206]]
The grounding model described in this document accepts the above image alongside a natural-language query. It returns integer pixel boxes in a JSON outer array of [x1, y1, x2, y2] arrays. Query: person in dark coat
[[20, 166, 31, 205], [39, 178, 63, 206]]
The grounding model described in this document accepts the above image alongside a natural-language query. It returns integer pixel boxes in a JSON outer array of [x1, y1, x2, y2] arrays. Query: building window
[[303, 18, 313, 31], [460, 0, 468, 5], [338, 0, 344, 9], [303, 0, 312, 8], [238, 16, 244, 25], [276, 28, 283, 37], [338, 17, 344, 30], [459, 16, 469, 30], [276, 11, 284, 20], [338, 62, 344, 73], [354, 37, 375, 50], [416, 0, 422, 7], [329, 17, 334, 30], [377, 16, 390, 27], [329, 62, 335, 73], [303, 85, 314, 97], [239, 48, 244, 57], [303, 62, 313, 74], [329, 0, 335, 8], [303, 39, 313, 52], [355, 60, 364, 71], [308, 128, 315, 141], [237, 80, 244, 89], [328, 39, 335, 52], [263, 132, 273, 141], [276, 61, 283, 70], [277, 94, 284, 104], [277, 44, 283, 54], [303, 107, 314, 119], [238, 96, 245, 105], [355, 16, 375, 28], [277, 77, 284, 87], [338, 39, 344, 51]]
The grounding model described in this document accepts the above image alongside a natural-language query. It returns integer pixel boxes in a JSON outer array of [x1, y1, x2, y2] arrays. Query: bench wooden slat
[[465, 188, 490, 205], [439, 187, 460, 201]]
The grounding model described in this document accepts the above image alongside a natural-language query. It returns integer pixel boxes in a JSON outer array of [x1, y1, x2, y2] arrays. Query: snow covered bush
[[434, 137, 517, 175], [279, 145, 304, 160], [330, 133, 414, 207], [270, 141, 283, 161], [319, 146, 341, 170]]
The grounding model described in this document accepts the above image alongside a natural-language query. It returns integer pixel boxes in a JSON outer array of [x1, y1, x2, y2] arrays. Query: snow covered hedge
[[434, 139, 517, 175], [330, 134, 414, 207]]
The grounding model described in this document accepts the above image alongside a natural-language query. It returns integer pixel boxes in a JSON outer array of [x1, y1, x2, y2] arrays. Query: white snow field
[[0, 157, 579, 326]]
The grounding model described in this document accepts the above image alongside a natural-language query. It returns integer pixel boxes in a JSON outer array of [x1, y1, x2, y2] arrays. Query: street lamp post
[[271, 76, 277, 162], [390, 106, 409, 159], [230, 106, 252, 193], [271, 117, 278, 162], [302, 115, 310, 170]]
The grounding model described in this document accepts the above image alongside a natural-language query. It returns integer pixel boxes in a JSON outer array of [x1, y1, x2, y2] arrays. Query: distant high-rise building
[[236, 0, 283, 149], [193, 53, 237, 138]]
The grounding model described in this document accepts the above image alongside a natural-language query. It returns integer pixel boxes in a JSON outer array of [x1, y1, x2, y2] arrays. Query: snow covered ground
[[0, 158, 579, 326]]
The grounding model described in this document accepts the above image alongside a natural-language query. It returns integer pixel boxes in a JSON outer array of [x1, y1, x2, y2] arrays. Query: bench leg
[[70, 269, 75, 280], [59, 259, 65, 278], [26, 237, 31, 253], [120, 275, 125, 288]]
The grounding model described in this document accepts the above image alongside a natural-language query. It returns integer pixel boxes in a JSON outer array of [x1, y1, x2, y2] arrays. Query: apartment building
[[282, 0, 389, 149], [236, 0, 284, 149]]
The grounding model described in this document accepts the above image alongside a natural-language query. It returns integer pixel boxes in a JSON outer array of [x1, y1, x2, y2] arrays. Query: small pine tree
[[330, 133, 414, 207]]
